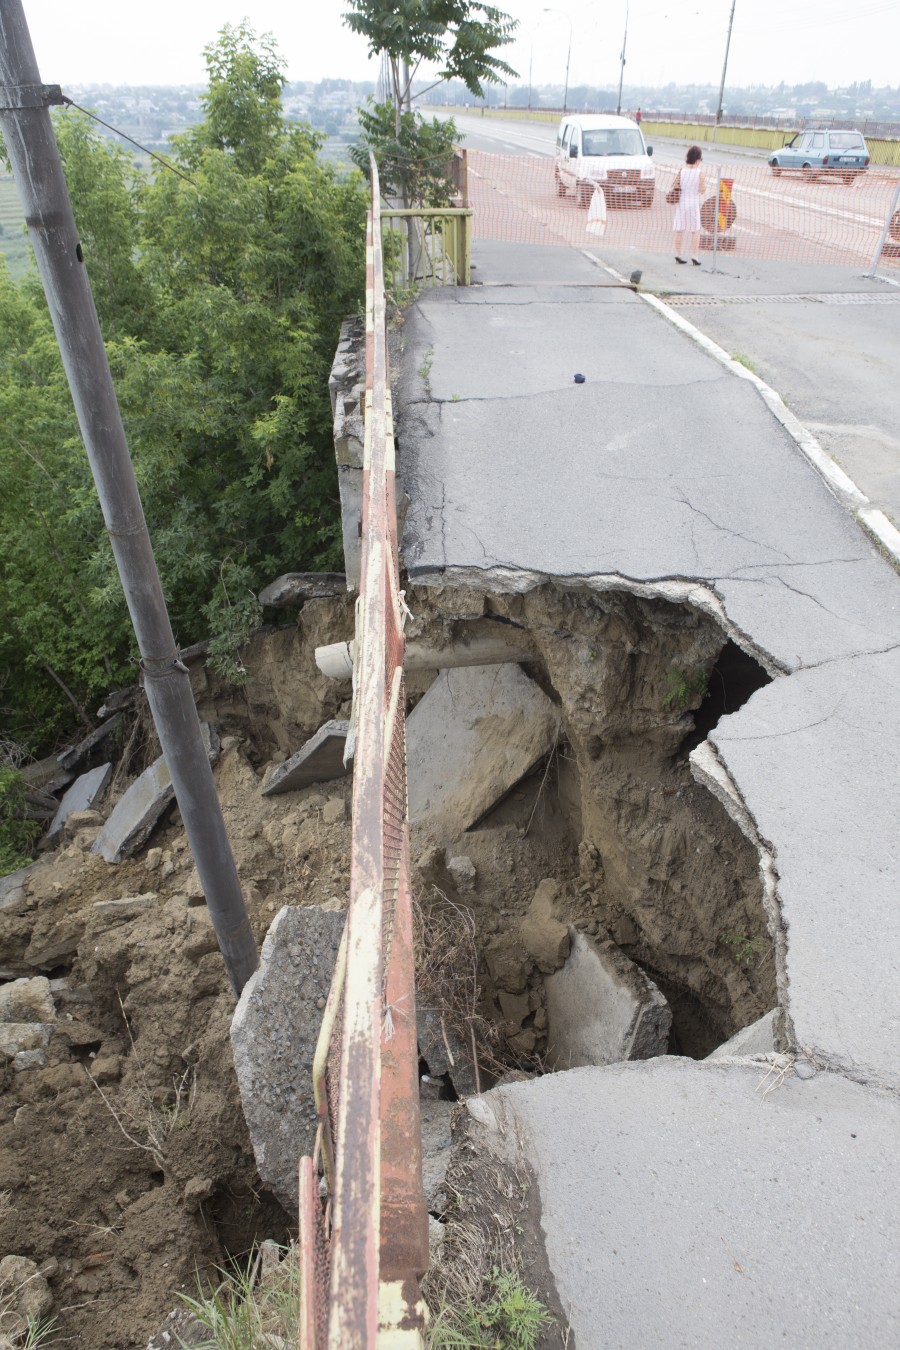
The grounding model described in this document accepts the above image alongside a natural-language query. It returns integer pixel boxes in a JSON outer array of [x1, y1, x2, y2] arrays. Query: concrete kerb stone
[[230, 904, 344, 1215], [706, 1008, 778, 1059], [258, 573, 347, 608], [582, 248, 900, 570], [262, 720, 351, 796], [544, 928, 671, 1068], [47, 762, 112, 841]]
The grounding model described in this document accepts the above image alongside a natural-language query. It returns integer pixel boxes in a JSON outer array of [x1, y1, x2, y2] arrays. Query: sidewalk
[[394, 240, 900, 1347]]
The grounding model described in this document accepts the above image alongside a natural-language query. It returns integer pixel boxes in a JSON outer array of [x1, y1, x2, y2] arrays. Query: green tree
[[0, 24, 367, 752], [344, 0, 516, 249], [343, 0, 518, 121], [351, 99, 458, 205], [0, 765, 40, 876]]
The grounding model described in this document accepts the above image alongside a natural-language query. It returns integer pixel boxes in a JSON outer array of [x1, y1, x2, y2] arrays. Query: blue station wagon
[[768, 130, 870, 182]]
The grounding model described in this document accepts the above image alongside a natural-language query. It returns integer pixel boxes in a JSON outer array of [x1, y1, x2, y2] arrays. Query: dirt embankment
[[0, 600, 355, 1348]]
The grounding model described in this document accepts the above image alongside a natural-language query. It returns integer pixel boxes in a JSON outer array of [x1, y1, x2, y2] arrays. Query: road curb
[[581, 249, 900, 568]]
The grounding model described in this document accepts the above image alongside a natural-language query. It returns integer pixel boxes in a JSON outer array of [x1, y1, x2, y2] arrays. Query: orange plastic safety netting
[[466, 148, 900, 271]]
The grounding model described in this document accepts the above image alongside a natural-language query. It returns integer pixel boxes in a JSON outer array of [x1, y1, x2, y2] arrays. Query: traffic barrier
[[466, 149, 900, 274]]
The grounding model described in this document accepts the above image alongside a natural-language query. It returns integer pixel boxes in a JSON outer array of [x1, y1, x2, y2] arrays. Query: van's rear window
[[830, 133, 865, 149]]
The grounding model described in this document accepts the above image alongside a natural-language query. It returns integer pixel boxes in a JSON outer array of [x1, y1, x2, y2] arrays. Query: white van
[[555, 114, 655, 209]]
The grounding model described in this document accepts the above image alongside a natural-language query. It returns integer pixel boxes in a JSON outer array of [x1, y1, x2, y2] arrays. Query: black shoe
[[675, 256, 687, 264], [692, 258, 701, 266]]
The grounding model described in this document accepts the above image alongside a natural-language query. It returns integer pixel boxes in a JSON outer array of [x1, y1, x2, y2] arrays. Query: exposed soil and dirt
[[407, 582, 776, 1073], [0, 600, 356, 1349], [0, 581, 777, 1346]]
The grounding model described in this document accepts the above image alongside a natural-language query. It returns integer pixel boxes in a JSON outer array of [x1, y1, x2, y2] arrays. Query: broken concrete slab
[[262, 721, 351, 796], [145, 1306, 210, 1350], [705, 648, 900, 1089], [48, 763, 112, 841], [545, 929, 671, 1068], [407, 664, 560, 838], [57, 713, 123, 772], [20, 752, 73, 797], [707, 1008, 778, 1060], [92, 723, 219, 863], [231, 904, 345, 1215], [469, 1059, 900, 1350], [330, 315, 366, 589], [258, 572, 347, 608]]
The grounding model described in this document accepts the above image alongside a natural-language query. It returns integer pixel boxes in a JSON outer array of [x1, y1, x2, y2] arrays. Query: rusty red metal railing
[[298, 157, 429, 1348]]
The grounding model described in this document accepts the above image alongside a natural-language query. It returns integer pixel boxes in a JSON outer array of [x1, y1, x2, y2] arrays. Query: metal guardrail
[[298, 157, 428, 1348], [381, 207, 472, 290]]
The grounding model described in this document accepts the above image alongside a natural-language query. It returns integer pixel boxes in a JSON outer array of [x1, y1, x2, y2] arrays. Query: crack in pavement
[[713, 693, 849, 743], [401, 370, 732, 407], [725, 556, 869, 573], [674, 491, 795, 563]]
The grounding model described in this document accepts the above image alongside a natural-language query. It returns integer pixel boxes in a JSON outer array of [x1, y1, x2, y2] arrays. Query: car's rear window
[[830, 133, 866, 149]]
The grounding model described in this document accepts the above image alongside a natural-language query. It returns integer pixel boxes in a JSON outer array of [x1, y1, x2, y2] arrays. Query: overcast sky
[[23, 0, 900, 95]]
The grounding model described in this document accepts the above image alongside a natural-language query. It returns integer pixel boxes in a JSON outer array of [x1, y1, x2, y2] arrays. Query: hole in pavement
[[410, 583, 778, 1085], [681, 639, 772, 755]]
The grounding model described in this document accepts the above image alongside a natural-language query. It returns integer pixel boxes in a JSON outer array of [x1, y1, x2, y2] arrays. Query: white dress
[[673, 166, 704, 232]]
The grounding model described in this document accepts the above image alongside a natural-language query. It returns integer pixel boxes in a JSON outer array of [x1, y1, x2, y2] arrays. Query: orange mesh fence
[[467, 148, 900, 273]]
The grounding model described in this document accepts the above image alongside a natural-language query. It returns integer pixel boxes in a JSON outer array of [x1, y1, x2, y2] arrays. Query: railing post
[[711, 165, 722, 274]]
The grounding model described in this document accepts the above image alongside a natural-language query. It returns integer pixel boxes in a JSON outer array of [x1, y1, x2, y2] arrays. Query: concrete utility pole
[[713, 0, 738, 141], [0, 0, 258, 997], [616, 0, 629, 116]]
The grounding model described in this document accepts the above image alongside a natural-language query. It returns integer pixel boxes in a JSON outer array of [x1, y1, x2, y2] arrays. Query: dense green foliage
[[0, 767, 40, 875], [351, 99, 459, 205], [0, 23, 367, 752]]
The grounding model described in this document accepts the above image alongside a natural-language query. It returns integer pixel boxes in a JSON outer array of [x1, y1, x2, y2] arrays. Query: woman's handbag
[[666, 174, 681, 205]]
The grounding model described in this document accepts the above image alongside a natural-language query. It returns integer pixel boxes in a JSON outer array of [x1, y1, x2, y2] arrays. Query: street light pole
[[543, 7, 572, 114], [713, 0, 738, 141], [616, 0, 629, 116]]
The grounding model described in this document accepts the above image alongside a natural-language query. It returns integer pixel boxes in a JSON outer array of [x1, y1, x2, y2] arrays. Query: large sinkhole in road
[[409, 583, 777, 1073]]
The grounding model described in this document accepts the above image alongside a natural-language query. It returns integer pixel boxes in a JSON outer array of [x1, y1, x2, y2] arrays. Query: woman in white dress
[[673, 145, 707, 266]]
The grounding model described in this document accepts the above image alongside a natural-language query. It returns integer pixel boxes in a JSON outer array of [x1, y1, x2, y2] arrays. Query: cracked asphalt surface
[[394, 239, 900, 1347]]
